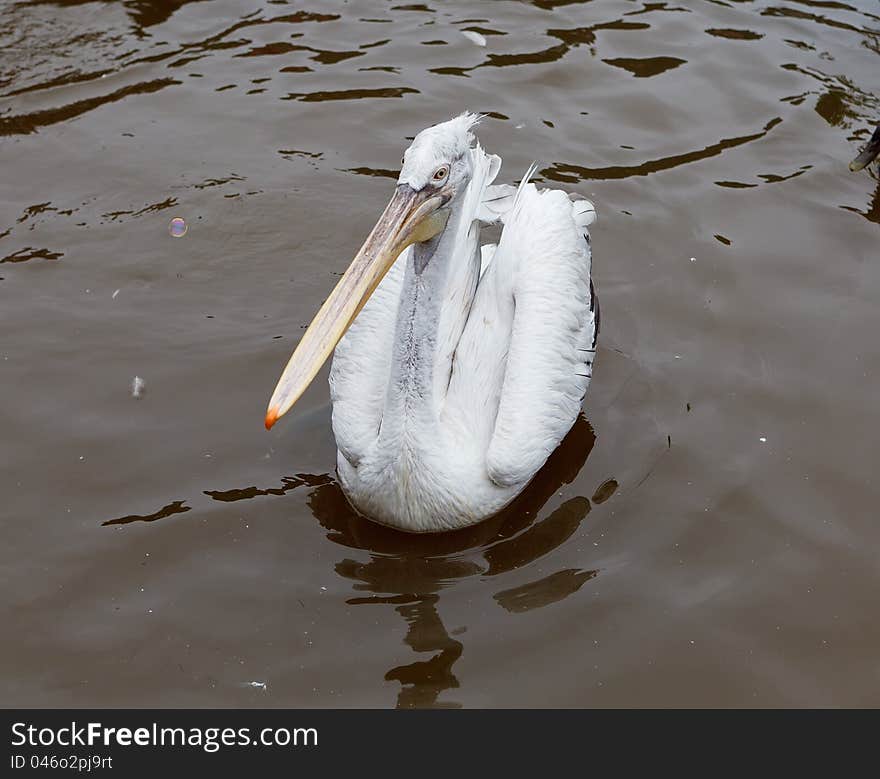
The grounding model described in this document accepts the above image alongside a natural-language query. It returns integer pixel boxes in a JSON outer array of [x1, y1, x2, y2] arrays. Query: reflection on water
[[869, 184, 880, 223], [495, 566, 597, 614], [842, 179, 880, 224], [542, 117, 784, 183], [1, 0, 877, 220], [0, 78, 181, 135], [204, 472, 332, 503], [24, 1, 209, 33], [383, 594, 463, 709], [1, 246, 63, 263], [102, 499, 190, 526], [299, 416, 597, 707], [706, 28, 764, 41], [100, 416, 600, 707], [602, 56, 686, 77]]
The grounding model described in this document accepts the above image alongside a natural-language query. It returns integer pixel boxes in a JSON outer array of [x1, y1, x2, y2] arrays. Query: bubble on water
[[131, 376, 145, 398], [169, 217, 188, 238]]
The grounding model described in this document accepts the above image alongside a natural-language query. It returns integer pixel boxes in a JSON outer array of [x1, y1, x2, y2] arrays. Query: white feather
[[460, 30, 487, 47]]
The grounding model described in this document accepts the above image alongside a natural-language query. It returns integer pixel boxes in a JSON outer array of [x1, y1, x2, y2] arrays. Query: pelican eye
[[433, 166, 449, 182]]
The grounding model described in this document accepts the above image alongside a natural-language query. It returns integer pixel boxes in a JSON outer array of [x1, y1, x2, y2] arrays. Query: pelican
[[265, 113, 598, 532], [849, 123, 880, 173]]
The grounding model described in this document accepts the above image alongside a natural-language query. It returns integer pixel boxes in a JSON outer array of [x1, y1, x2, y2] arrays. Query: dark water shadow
[[705, 28, 764, 41], [841, 179, 880, 225], [102, 499, 190, 526], [204, 472, 331, 503], [342, 167, 401, 179], [1, 247, 63, 263], [602, 56, 686, 78], [867, 181, 880, 224]]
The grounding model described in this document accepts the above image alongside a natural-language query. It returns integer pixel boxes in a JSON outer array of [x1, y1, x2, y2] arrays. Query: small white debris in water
[[320, 586, 327, 592], [460, 30, 487, 47], [515, 122, 525, 130], [131, 376, 145, 398], [112, 289, 120, 299], [690, 257, 696, 262], [245, 681, 267, 691], [674, 355, 681, 359], [759, 437, 767, 443], [79, 455, 84, 461]]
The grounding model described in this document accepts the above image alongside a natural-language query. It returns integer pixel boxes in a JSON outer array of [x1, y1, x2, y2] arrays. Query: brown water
[[2, 0, 879, 709]]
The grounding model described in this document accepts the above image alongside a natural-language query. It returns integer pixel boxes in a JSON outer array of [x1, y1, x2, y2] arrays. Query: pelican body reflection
[[296, 414, 599, 708]]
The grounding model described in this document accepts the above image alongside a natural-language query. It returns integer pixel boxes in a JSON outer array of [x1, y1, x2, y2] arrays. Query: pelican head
[[266, 112, 496, 429], [849, 123, 880, 172]]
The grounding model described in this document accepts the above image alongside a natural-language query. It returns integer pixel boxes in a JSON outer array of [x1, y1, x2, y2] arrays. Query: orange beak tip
[[264, 408, 279, 431]]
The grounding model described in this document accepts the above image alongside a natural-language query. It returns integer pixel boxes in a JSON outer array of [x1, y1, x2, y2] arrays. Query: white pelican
[[266, 113, 598, 532]]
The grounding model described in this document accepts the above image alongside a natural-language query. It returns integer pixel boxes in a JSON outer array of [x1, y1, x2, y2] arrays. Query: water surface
[[2, 0, 879, 707]]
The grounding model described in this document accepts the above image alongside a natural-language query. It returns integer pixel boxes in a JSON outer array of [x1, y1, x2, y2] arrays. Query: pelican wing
[[480, 183, 596, 231], [477, 184, 517, 223], [483, 185, 597, 488]]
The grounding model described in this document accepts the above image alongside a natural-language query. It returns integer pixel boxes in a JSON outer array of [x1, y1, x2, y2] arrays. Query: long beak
[[265, 183, 449, 430], [849, 125, 880, 172]]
